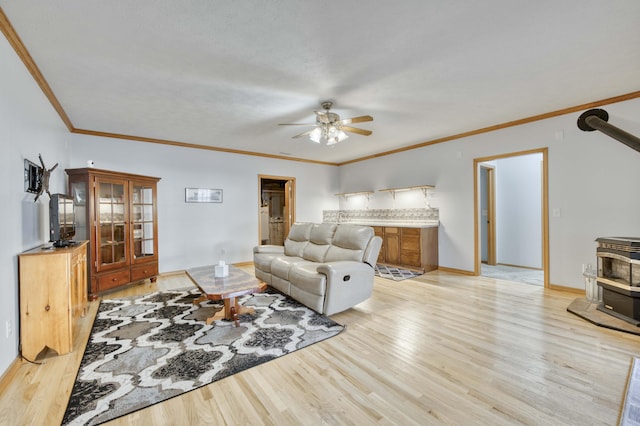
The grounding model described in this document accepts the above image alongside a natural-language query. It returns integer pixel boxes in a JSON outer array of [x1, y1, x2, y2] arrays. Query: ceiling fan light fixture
[[325, 128, 347, 146], [309, 127, 322, 143], [280, 101, 372, 146]]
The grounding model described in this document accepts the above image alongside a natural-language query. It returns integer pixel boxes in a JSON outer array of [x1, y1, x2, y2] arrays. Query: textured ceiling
[[1, 1, 639, 164]]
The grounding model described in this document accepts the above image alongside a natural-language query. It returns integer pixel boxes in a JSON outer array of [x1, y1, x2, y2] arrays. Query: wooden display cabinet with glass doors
[[66, 168, 160, 300]]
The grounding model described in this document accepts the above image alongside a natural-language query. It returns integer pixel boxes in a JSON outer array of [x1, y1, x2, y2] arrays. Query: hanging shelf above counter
[[378, 185, 435, 199], [335, 191, 374, 200]]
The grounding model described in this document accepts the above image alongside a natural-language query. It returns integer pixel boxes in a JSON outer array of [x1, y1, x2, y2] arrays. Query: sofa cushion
[[325, 224, 374, 262], [284, 223, 313, 257], [302, 243, 330, 263], [271, 256, 309, 280], [309, 223, 337, 244], [254, 268, 272, 285], [289, 263, 327, 313], [301, 223, 337, 262], [253, 252, 279, 273], [271, 275, 291, 295]]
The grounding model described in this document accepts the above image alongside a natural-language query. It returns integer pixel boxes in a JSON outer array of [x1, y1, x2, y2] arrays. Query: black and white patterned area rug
[[375, 264, 423, 281], [62, 288, 344, 425]]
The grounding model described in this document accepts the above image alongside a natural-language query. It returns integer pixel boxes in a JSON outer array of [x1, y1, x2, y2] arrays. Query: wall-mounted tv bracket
[[24, 158, 42, 194], [577, 108, 640, 153], [33, 153, 58, 202]]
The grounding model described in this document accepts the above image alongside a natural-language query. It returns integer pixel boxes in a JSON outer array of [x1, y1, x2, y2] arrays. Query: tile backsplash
[[323, 208, 439, 225]]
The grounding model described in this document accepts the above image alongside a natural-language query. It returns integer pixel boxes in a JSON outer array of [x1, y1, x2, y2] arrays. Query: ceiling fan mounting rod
[[577, 108, 640, 153], [321, 101, 334, 111]]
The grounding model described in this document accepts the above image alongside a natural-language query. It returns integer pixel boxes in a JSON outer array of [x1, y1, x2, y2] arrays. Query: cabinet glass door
[[71, 181, 88, 241], [131, 184, 155, 261], [97, 180, 128, 270]]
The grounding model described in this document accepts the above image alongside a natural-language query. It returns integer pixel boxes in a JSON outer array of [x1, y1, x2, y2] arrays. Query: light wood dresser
[[18, 241, 88, 361]]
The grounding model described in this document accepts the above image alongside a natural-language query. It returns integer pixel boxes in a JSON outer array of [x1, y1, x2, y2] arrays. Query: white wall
[[3, 23, 640, 380], [339, 98, 640, 289], [495, 153, 542, 268], [69, 135, 340, 272], [0, 35, 71, 375], [1, 26, 341, 378]]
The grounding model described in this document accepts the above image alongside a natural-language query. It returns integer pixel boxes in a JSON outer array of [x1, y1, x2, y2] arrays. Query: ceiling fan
[[279, 101, 373, 145]]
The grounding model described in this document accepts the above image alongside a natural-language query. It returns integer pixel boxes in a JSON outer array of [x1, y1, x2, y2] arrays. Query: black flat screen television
[[49, 193, 76, 247]]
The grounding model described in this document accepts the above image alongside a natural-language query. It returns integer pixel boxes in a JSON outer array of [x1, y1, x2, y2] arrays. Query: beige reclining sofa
[[253, 222, 382, 315]]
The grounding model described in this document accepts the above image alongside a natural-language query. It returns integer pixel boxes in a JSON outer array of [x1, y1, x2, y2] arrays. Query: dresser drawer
[[131, 263, 158, 282], [97, 270, 131, 291]]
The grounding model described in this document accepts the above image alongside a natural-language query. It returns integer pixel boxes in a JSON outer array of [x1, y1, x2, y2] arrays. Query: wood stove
[[596, 237, 640, 325]]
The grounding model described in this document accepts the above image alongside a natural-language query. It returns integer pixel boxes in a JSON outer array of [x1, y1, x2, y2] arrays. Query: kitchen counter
[[328, 221, 439, 228]]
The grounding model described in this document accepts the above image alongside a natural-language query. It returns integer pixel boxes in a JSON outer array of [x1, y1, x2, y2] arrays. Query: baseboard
[[495, 262, 543, 271], [436, 266, 475, 276], [548, 283, 585, 294], [159, 269, 186, 277]]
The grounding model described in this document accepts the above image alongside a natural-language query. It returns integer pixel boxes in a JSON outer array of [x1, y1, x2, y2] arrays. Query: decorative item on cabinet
[[18, 241, 88, 360], [66, 168, 160, 300]]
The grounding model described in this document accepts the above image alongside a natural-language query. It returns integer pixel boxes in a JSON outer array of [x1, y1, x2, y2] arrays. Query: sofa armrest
[[316, 261, 372, 280], [253, 245, 285, 254], [316, 261, 375, 315]]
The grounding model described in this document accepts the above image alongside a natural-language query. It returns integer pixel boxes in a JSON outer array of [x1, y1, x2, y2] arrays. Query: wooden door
[[284, 179, 294, 240], [258, 175, 296, 245], [481, 165, 496, 265]]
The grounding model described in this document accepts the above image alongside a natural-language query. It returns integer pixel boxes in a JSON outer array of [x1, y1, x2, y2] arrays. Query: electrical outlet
[[5, 320, 11, 338]]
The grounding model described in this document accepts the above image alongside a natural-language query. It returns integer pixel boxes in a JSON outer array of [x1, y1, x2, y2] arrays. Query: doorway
[[258, 175, 295, 246], [480, 164, 496, 265], [474, 148, 548, 287]]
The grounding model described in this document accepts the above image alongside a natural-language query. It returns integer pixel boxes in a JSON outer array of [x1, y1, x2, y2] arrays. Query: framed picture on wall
[[185, 188, 223, 203]]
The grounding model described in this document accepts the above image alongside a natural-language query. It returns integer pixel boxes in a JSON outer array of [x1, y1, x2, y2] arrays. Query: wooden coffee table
[[186, 265, 267, 326]]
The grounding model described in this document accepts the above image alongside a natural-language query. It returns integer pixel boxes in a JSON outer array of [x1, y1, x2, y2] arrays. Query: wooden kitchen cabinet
[[385, 227, 401, 265], [66, 168, 160, 300], [400, 227, 422, 268], [374, 226, 438, 272], [19, 241, 88, 360]]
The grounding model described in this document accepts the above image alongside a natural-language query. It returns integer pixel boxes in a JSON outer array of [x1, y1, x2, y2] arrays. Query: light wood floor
[[1, 267, 638, 425]]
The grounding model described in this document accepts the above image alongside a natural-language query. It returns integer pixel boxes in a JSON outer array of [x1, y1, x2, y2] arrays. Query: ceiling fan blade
[[291, 129, 315, 139], [342, 126, 373, 136], [339, 115, 373, 125]]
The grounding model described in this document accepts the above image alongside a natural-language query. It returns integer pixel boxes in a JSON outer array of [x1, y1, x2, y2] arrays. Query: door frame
[[258, 174, 296, 245], [473, 147, 549, 287], [480, 164, 496, 265]]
